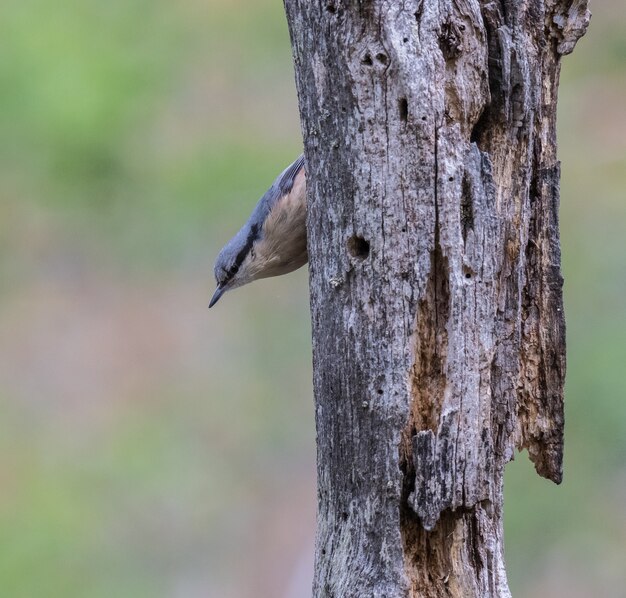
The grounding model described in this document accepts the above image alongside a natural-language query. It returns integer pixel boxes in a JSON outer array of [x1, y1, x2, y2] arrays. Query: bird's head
[[209, 223, 260, 308]]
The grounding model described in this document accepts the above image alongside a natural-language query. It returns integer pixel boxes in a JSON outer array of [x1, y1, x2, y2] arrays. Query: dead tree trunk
[[283, 1, 589, 596]]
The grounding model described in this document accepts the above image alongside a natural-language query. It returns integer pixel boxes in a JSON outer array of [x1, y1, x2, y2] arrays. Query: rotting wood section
[[283, 1, 590, 596]]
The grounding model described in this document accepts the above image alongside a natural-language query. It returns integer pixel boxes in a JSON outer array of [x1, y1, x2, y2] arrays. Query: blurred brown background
[[0, 1, 624, 597]]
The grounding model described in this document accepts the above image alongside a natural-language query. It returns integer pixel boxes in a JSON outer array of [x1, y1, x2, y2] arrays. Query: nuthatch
[[209, 154, 307, 308]]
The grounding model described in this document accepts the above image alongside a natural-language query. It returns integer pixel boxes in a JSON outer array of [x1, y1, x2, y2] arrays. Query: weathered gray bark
[[283, 1, 590, 597]]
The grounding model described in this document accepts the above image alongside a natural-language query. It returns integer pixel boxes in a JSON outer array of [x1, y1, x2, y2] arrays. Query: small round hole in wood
[[347, 235, 370, 260]]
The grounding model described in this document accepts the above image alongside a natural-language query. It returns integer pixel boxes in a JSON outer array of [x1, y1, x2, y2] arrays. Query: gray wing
[[247, 154, 305, 232]]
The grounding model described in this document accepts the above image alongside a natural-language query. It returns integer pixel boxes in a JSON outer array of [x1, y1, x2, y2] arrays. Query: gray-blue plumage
[[248, 154, 305, 232], [209, 154, 307, 308]]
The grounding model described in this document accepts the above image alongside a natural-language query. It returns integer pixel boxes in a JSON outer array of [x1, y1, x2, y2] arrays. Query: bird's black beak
[[208, 285, 225, 309]]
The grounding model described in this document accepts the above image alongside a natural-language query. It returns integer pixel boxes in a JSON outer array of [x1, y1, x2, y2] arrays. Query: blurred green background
[[0, 1, 623, 597]]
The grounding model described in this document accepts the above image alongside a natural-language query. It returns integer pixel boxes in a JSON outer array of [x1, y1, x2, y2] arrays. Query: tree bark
[[283, 1, 590, 597]]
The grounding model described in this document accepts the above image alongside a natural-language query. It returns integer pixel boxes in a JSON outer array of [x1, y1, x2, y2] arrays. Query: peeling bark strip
[[283, 1, 589, 597]]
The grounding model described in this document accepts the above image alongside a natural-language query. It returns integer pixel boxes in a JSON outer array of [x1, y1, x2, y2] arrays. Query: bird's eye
[[229, 264, 239, 276]]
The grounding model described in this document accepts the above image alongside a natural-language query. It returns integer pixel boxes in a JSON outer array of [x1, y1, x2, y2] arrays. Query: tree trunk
[[283, 1, 590, 596]]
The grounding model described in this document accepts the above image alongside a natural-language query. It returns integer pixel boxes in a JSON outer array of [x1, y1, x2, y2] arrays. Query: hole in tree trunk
[[399, 98, 408, 122], [461, 172, 475, 245], [347, 235, 370, 260]]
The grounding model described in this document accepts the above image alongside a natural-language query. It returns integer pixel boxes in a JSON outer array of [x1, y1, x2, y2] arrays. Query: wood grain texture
[[283, 1, 589, 596]]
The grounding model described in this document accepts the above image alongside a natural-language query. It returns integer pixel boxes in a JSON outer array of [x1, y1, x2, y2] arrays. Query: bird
[[209, 154, 307, 308]]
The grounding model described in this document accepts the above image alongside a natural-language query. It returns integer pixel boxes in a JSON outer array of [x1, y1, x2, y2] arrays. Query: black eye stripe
[[219, 222, 258, 286], [220, 263, 239, 286], [233, 224, 258, 272]]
